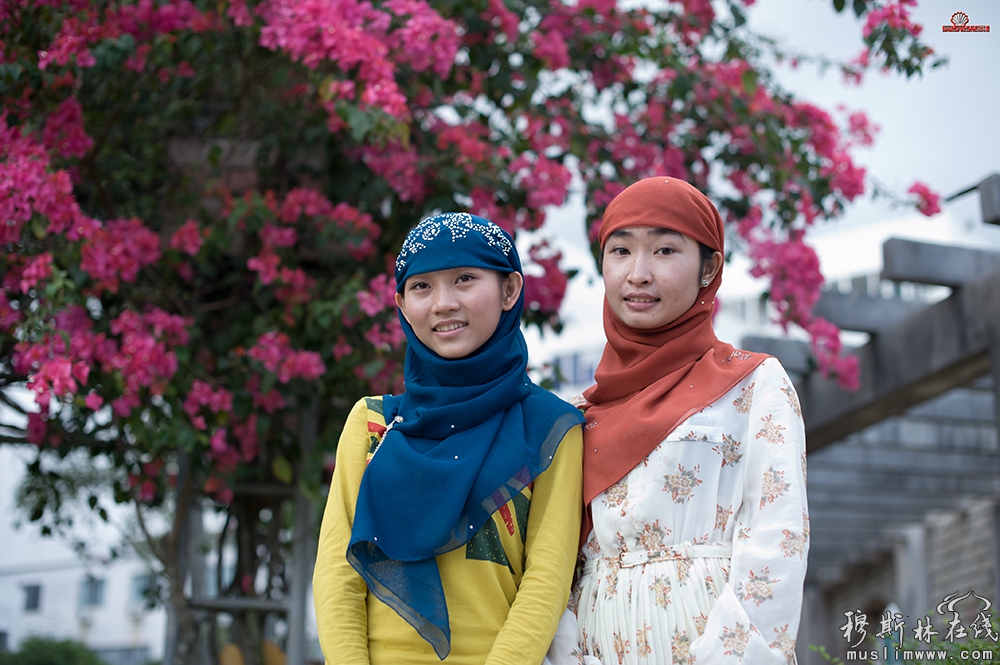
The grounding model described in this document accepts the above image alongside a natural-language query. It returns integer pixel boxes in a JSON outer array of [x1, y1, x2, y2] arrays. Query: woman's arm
[[313, 398, 373, 664], [486, 425, 584, 665], [690, 359, 809, 664]]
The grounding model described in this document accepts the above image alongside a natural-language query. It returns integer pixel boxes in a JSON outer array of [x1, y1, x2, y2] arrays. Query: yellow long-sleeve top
[[313, 396, 584, 665]]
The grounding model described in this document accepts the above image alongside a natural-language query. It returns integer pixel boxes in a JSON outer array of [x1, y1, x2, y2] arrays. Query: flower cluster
[[42, 98, 93, 159], [183, 379, 234, 430], [356, 273, 397, 317], [523, 241, 569, 321], [358, 142, 425, 203], [907, 181, 942, 217], [80, 217, 163, 294], [247, 331, 326, 384], [169, 220, 204, 256], [747, 232, 824, 327], [1, 116, 93, 245], [862, 0, 922, 40], [258, 0, 459, 120], [508, 153, 572, 213], [806, 317, 861, 391]]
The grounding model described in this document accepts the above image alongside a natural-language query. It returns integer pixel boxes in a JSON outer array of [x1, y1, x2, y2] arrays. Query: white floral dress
[[574, 358, 808, 665]]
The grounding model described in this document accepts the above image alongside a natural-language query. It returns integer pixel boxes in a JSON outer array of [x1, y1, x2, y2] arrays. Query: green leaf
[[345, 104, 377, 142], [832, 0, 846, 13], [732, 5, 747, 27], [208, 144, 223, 166], [741, 70, 758, 97], [272, 455, 293, 484], [852, 0, 867, 18]]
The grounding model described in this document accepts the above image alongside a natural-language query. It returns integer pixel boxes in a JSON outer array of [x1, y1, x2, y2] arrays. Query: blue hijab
[[347, 213, 584, 659]]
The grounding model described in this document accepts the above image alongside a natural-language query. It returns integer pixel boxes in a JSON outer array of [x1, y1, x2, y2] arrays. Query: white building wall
[[0, 445, 167, 660]]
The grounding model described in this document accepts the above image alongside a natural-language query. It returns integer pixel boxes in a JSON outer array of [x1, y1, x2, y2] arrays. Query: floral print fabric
[[574, 359, 808, 665]]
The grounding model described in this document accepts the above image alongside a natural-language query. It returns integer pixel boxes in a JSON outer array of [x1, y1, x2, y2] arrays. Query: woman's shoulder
[[340, 396, 389, 433], [710, 356, 793, 409], [741, 354, 792, 384]]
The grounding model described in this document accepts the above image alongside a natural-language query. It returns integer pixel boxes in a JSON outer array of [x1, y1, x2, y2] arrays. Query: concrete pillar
[[286, 400, 319, 665], [797, 583, 828, 665], [893, 524, 929, 620]]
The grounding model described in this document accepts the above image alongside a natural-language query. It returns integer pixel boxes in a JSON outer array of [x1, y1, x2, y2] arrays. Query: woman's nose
[[627, 256, 652, 284], [431, 286, 460, 312]]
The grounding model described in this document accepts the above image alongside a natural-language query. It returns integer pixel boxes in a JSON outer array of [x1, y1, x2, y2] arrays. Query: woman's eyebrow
[[648, 228, 685, 240], [607, 228, 685, 241]]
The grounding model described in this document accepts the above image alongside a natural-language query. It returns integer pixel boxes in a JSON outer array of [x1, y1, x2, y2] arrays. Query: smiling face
[[395, 267, 523, 359], [602, 226, 722, 330]]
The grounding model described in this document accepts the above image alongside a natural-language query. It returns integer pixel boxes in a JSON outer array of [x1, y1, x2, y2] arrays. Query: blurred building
[[0, 447, 167, 664]]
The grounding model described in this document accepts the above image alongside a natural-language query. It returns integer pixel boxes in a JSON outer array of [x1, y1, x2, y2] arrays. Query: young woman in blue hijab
[[313, 212, 585, 664]]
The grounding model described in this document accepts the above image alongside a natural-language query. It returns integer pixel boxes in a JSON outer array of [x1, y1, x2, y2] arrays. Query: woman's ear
[[395, 292, 410, 324], [702, 251, 723, 285], [501, 272, 524, 311]]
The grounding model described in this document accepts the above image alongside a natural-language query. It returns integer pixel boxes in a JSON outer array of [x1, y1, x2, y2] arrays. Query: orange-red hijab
[[581, 177, 768, 541]]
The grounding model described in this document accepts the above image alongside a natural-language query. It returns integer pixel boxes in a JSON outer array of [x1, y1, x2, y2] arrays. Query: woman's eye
[[609, 247, 629, 256], [657, 247, 676, 255], [456, 274, 476, 283], [409, 282, 429, 291]]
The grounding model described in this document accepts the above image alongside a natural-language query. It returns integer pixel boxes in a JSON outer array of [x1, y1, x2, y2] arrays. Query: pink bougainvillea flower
[[19, 253, 54, 293], [80, 217, 162, 293], [42, 97, 94, 159], [169, 219, 204, 256], [248, 331, 326, 383], [85, 390, 104, 411], [907, 181, 942, 217]]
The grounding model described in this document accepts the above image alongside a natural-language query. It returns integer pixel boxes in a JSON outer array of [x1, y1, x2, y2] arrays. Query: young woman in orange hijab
[[570, 177, 809, 665]]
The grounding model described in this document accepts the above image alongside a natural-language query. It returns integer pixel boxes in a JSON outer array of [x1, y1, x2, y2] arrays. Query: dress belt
[[587, 542, 733, 573]]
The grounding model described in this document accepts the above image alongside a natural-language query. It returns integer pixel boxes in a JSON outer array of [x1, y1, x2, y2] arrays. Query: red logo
[[942, 11, 990, 32]]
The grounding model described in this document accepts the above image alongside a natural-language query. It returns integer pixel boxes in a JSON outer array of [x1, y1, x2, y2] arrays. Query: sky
[[524, 0, 1000, 360]]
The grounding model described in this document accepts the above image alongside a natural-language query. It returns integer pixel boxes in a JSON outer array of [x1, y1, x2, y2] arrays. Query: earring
[[701, 279, 709, 287]]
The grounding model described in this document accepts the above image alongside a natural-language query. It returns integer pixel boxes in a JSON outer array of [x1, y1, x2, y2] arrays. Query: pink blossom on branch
[[1, 117, 94, 244], [862, 1, 923, 40], [42, 97, 94, 159], [27, 358, 77, 410], [482, 0, 519, 43], [358, 142, 425, 203], [260, 223, 297, 248], [806, 316, 861, 391], [169, 219, 204, 256], [247, 247, 282, 285], [79, 217, 162, 293], [208, 427, 242, 472], [533, 29, 570, 70], [247, 331, 326, 383], [523, 241, 570, 319], [0, 290, 20, 329], [907, 181, 942, 217], [19, 253, 54, 294], [183, 379, 234, 431], [25, 411, 48, 445], [382, 0, 461, 78], [846, 110, 880, 147], [747, 231, 824, 328], [508, 153, 571, 213], [257, 0, 459, 119], [246, 374, 287, 414], [36, 16, 100, 70], [356, 273, 397, 317], [84, 390, 104, 410]]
